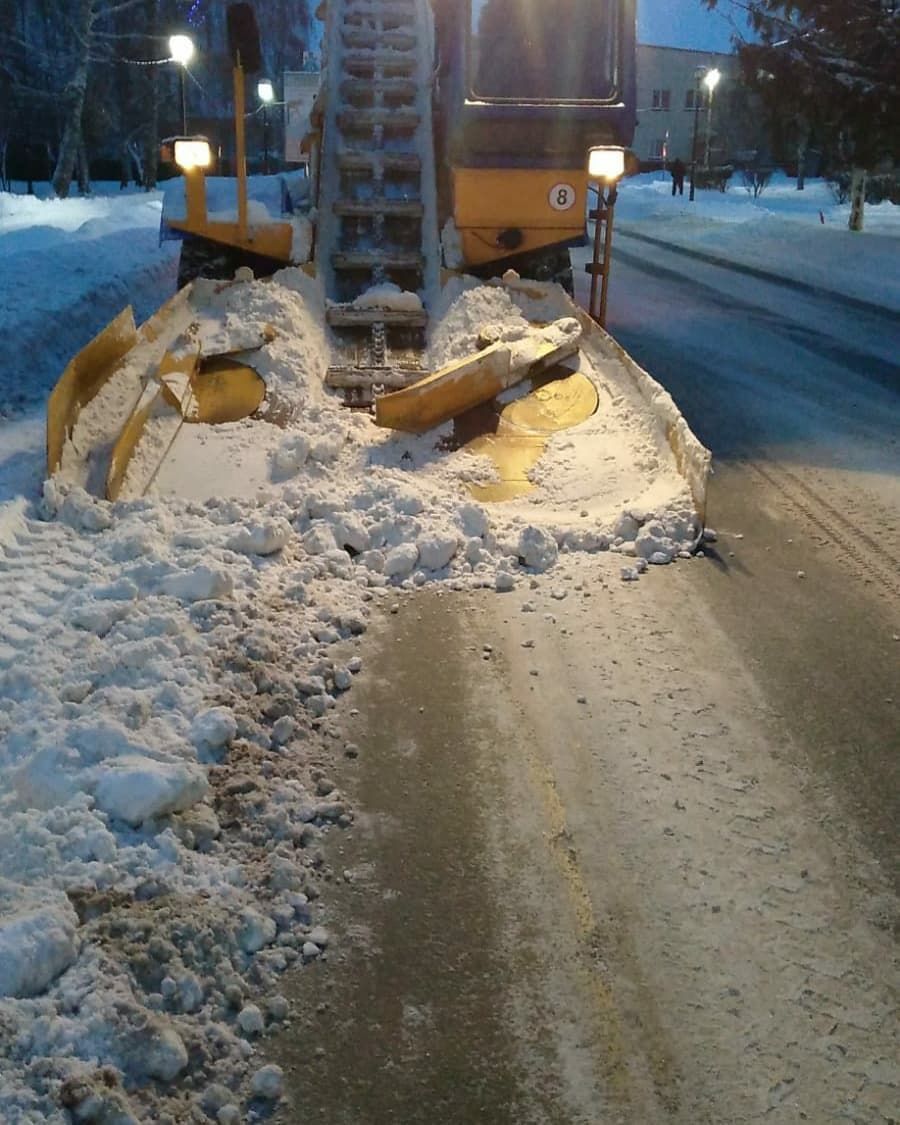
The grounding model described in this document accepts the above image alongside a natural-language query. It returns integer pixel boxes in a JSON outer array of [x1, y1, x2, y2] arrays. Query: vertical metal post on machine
[[585, 183, 617, 327]]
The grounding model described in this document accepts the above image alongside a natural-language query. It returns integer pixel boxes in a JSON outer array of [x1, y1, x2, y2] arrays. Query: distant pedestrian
[[671, 158, 685, 196]]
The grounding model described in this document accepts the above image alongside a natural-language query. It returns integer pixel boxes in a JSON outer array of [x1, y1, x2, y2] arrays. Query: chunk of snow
[[191, 707, 237, 752], [0, 891, 79, 998], [457, 503, 490, 538], [416, 533, 458, 571], [351, 282, 423, 312], [384, 543, 419, 578], [91, 755, 209, 826], [161, 565, 233, 601], [134, 1023, 189, 1081], [251, 1064, 285, 1100], [228, 517, 293, 555], [237, 1004, 265, 1035], [517, 525, 558, 572], [303, 523, 338, 555]]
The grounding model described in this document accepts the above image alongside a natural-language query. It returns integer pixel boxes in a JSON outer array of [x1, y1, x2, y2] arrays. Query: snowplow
[[46, 0, 708, 518]]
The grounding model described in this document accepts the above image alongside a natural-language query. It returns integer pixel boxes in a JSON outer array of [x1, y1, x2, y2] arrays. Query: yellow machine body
[[453, 168, 589, 267], [166, 211, 295, 264]]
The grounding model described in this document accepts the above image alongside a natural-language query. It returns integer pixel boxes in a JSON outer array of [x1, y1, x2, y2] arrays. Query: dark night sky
[[638, 0, 747, 52]]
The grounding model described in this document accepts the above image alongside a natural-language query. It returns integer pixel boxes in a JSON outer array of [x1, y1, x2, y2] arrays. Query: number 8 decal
[[548, 182, 576, 211]]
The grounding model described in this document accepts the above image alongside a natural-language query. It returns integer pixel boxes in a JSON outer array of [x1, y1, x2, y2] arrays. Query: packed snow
[[0, 168, 896, 1120]]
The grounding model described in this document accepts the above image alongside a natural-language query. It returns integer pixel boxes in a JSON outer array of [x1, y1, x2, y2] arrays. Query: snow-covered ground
[[0, 177, 706, 1122], [613, 171, 900, 310], [0, 172, 896, 1122], [0, 186, 179, 422]]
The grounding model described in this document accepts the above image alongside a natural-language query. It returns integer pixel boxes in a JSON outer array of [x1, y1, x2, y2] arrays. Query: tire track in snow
[[740, 456, 900, 602]]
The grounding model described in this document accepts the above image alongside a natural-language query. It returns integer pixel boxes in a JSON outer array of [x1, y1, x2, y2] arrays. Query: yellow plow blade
[[47, 283, 271, 502], [374, 343, 511, 434], [47, 307, 139, 477]]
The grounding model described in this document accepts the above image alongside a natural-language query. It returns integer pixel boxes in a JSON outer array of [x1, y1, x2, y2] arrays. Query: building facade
[[633, 44, 739, 166]]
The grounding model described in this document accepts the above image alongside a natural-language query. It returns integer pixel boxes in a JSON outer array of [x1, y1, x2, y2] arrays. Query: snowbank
[[614, 173, 900, 311]]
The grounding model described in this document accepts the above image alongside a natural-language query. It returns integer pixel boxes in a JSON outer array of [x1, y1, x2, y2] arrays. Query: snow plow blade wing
[[46, 286, 200, 498], [47, 307, 139, 477]]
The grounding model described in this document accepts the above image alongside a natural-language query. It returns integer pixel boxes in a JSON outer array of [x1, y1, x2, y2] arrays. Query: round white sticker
[[548, 183, 577, 211]]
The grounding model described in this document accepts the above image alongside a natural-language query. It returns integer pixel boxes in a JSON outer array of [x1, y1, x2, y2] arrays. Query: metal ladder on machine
[[317, 0, 440, 405]]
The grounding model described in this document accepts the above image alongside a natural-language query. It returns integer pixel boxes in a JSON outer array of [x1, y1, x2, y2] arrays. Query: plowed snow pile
[[0, 267, 707, 1122], [122, 268, 705, 571]]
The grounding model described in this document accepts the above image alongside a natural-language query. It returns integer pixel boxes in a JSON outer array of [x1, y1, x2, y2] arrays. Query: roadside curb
[[615, 224, 900, 321]]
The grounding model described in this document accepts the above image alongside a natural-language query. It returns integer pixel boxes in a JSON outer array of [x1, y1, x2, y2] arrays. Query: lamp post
[[257, 79, 275, 173], [585, 146, 626, 327], [168, 34, 195, 135], [688, 66, 703, 202], [703, 67, 721, 170]]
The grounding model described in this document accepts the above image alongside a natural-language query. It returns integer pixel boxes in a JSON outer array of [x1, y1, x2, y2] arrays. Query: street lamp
[[585, 146, 626, 327], [703, 67, 721, 170], [257, 79, 275, 173], [688, 66, 703, 202], [169, 34, 195, 135]]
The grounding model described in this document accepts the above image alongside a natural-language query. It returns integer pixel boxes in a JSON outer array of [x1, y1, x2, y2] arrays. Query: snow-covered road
[[584, 225, 900, 591], [576, 196, 900, 876], [0, 175, 897, 1122]]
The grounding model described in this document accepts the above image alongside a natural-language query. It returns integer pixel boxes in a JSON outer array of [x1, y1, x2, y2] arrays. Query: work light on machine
[[587, 146, 625, 183], [174, 138, 212, 170]]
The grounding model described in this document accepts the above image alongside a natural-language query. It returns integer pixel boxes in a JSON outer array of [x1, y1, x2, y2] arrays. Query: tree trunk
[[52, 0, 94, 198], [796, 136, 806, 191], [76, 139, 90, 195], [142, 65, 160, 189], [848, 167, 866, 232], [141, 0, 161, 190]]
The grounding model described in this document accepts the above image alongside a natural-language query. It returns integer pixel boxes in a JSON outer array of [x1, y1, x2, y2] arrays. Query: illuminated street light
[[168, 34, 195, 66], [168, 34, 196, 134], [257, 80, 276, 173], [703, 67, 722, 170], [689, 65, 721, 200]]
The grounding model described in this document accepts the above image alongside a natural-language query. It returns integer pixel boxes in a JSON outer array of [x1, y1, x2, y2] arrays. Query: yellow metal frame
[[453, 168, 588, 267], [166, 212, 295, 263], [165, 62, 296, 265]]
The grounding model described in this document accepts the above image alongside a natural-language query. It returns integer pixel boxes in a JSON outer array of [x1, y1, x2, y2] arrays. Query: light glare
[[704, 67, 721, 92], [587, 146, 625, 182], [257, 79, 275, 104], [174, 139, 211, 170], [169, 34, 195, 66]]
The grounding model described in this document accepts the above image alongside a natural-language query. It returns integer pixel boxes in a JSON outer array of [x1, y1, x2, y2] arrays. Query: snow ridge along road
[[616, 223, 900, 319]]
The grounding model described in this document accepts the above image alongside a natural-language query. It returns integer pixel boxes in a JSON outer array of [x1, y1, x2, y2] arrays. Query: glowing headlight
[[587, 146, 625, 183], [174, 139, 212, 171]]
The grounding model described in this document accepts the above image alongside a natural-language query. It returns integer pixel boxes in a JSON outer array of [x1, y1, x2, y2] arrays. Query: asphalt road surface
[[263, 242, 899, 1124]]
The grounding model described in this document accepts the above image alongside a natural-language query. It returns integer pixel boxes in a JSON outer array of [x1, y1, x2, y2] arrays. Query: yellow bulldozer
[[49, 0, 695, 511]]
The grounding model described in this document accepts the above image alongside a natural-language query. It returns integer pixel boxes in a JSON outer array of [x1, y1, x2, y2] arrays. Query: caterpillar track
[[318, 0, 441, 406]]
